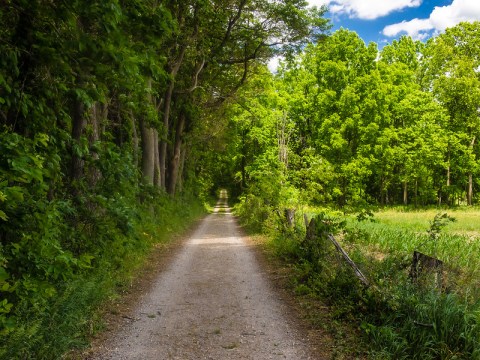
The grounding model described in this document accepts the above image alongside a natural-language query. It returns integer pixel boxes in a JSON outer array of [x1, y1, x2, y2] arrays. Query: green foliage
[[345, 211, 480, 358], [0, 0, 331, 357], [225, 22, 480, 209], [427, 213, 456, 244], [0, 189, 205, 359]]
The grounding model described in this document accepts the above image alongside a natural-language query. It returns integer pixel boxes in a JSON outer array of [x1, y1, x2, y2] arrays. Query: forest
[[222, 24, 480, 210], [0, 0, 479, 358]]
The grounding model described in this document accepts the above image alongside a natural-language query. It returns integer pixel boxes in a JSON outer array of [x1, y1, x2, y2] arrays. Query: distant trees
[[227, 22, 480, 209]]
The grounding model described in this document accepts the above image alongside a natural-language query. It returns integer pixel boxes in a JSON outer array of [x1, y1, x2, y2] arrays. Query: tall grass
[[234, 194, 480, 358], [258, 206, 480, 359], [341, 209, 480, 358], [349, 211, 480, 300], [374, 207, 480, 235]]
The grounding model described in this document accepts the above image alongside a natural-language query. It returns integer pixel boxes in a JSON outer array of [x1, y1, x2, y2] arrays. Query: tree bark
[[414, 178, 418, 208], [160, 47, 187, 190], [468, 173, 473, 205], [403, 180, 408, 205], [140, 77, 158, 186], [87, 102, 106, 187], [177, 143, 187, 194], [241, 130, 247, 190], [130, 111, 139, 169], [141, 120, 155, 185], [153, 129, 161, 187], [167, 111, 186, 195], [71, 97, 86, 181], [379, 176, 384, 206], [467, 136, 476, 205]]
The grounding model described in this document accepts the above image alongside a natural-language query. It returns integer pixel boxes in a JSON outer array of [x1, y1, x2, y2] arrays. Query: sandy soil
[[88, 191, 324, 360]]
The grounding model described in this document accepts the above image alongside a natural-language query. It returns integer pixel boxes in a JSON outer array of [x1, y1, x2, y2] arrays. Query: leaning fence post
[[326, 233, 370, 287]]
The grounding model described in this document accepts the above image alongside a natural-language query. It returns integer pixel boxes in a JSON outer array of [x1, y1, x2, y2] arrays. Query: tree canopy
[[222, 22, 480, 216]]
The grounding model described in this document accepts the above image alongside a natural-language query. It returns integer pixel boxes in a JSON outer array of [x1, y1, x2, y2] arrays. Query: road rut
[[93, 191, 316, 359]]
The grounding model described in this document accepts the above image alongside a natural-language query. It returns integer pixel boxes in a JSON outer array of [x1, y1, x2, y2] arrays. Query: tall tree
[[422, 22, 480, 205]]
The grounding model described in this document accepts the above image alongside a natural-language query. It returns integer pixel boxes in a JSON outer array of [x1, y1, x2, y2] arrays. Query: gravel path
[[92, 191, 316, 359]]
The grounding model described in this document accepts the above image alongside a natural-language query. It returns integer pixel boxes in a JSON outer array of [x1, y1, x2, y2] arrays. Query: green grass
[[337, 208, 480, 359], [374, 207, 480, 236], [266, 206, 480, 359], [349, 209, 480, 296], [234, 196, 480, 358]]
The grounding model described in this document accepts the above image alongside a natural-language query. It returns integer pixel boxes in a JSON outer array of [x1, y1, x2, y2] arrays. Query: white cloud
[[383, 18, 432, 40], [382, 0, 480, 39], [308, 0, 422, 20]]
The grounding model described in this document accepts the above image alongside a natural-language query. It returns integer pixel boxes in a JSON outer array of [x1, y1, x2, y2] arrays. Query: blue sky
[[308, 0, 480, 46]]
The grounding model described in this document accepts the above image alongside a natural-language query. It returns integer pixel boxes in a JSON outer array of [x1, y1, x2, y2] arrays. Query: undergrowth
[[235, 194, 480, 359], [0, 192, 205, 359]]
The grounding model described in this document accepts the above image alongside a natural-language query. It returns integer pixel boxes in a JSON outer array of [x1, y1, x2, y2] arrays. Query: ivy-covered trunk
[[71, 97, 86, 182]]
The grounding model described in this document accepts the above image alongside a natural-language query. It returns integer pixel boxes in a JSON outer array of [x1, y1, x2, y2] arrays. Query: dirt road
[[91, 191, 318, 359]]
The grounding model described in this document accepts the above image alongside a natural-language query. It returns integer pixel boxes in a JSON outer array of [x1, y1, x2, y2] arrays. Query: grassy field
[[373, 207, 480, 236], [346, 208, 480, 297], [337, 207, 480, 358]]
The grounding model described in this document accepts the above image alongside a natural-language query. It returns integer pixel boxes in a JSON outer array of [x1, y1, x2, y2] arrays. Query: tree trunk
[[177, 143, 187, 194], [467, 136, 476, 206], [277, 112, 289, 171], [167, 112, 186, 195], [130, 111, 139, 169], [159, 47, 187, 190], [159, 84, 174, 190], [446, 149, 451, 205], [71, 97, 86, 181], [380, 176, 384, 206], [414, 178, 418, 208], [87, 102, 106, 187], [403, 180, 408, 205], [241, 130, 247, 189], [153, 129, 161, 187], [141, 120, 155, 185], [285, 209, 295, 228], [140, 77, 158, 186], [467, 174, 473, 205]]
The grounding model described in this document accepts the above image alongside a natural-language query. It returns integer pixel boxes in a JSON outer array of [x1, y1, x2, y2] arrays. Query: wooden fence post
[[409, 250, 443, 288]]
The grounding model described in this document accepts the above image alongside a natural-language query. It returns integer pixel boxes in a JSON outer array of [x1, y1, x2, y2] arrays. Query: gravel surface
[[92, 192, 318, 359]]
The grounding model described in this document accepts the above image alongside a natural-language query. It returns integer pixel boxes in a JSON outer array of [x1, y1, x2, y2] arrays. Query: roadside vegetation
[[0, 191, 205, 359], [235, 204, 480, 359], [227, 21, 480, 360]]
